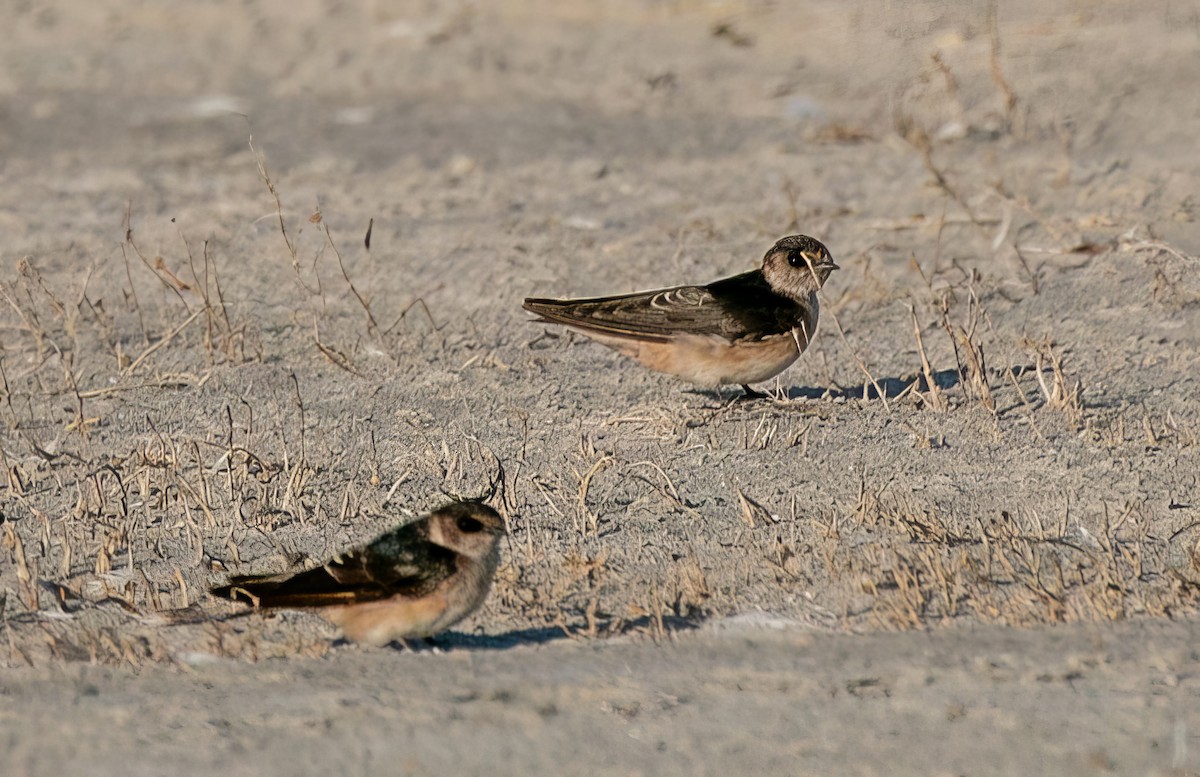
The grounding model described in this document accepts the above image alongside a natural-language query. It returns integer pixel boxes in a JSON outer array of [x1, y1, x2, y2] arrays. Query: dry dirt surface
[[2, 1, 1200, 774]]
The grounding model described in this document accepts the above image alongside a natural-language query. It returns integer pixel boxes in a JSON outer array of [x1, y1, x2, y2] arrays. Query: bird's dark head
[[761, 235, 838, 301]]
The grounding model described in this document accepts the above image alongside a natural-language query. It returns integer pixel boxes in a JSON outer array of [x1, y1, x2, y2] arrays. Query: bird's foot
[[738, 384, 772, 401], [387, 636, 444, 654]]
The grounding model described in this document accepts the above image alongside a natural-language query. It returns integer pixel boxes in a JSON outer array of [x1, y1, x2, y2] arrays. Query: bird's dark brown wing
[[211, 521, 458, 608], [523, 270, 804, 342]]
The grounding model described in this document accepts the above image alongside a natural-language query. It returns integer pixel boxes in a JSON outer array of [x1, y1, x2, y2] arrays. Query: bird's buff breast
[[324, 592, 453, 646], [323, 562, 495, 646], [584, 328, 804, 386]]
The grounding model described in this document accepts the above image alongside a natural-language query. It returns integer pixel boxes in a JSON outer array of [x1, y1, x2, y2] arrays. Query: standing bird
[[523, 235, 838, 395], [211, 501, 505, 646]]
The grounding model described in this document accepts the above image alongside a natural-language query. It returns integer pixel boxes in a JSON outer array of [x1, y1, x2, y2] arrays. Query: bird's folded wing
[[524, 272, 797, 342], [211, 525, 459, 607]]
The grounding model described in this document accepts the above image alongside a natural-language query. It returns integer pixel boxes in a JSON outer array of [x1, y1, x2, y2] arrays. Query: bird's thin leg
[[739, 384, 770, 400]]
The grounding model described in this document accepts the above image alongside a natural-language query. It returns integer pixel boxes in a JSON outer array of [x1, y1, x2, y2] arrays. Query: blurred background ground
[[2, 1, 1199, 774]]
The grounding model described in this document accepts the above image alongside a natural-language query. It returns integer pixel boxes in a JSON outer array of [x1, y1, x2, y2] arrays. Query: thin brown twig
[[988, 0, 1019, 130], [909, 304, 946, 410], [824, 305, 890, 412], [321, 218, 380, 334], [125, 308, 205, 374], [248, 131, 298, 269]]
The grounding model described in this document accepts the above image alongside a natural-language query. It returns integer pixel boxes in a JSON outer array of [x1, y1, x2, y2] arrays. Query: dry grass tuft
[[736, 489, 774, 529], [1021, 336, 1084, 426], [824, 488, 1200, 629], [938, 276, 994, 414]]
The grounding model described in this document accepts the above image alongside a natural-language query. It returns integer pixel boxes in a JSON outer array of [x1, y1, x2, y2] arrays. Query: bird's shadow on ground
[[416, 614, 704, 652], [782, 368, 961, 401]]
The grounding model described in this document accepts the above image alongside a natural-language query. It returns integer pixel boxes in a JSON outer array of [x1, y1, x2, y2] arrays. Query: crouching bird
[[211, 501, 505, 646]]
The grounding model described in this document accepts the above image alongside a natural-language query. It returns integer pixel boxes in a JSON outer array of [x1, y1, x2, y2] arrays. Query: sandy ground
[[2, 0, 1200, 774]]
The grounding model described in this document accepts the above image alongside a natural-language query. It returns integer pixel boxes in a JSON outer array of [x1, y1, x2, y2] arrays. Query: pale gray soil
[[2, 1, 1199, 775], [5, 618, 1200, 777]]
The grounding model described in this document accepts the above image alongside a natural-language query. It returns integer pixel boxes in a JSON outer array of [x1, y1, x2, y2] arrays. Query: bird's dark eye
[[787, 250, 806, 268], [457, 516, 484, 533]]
